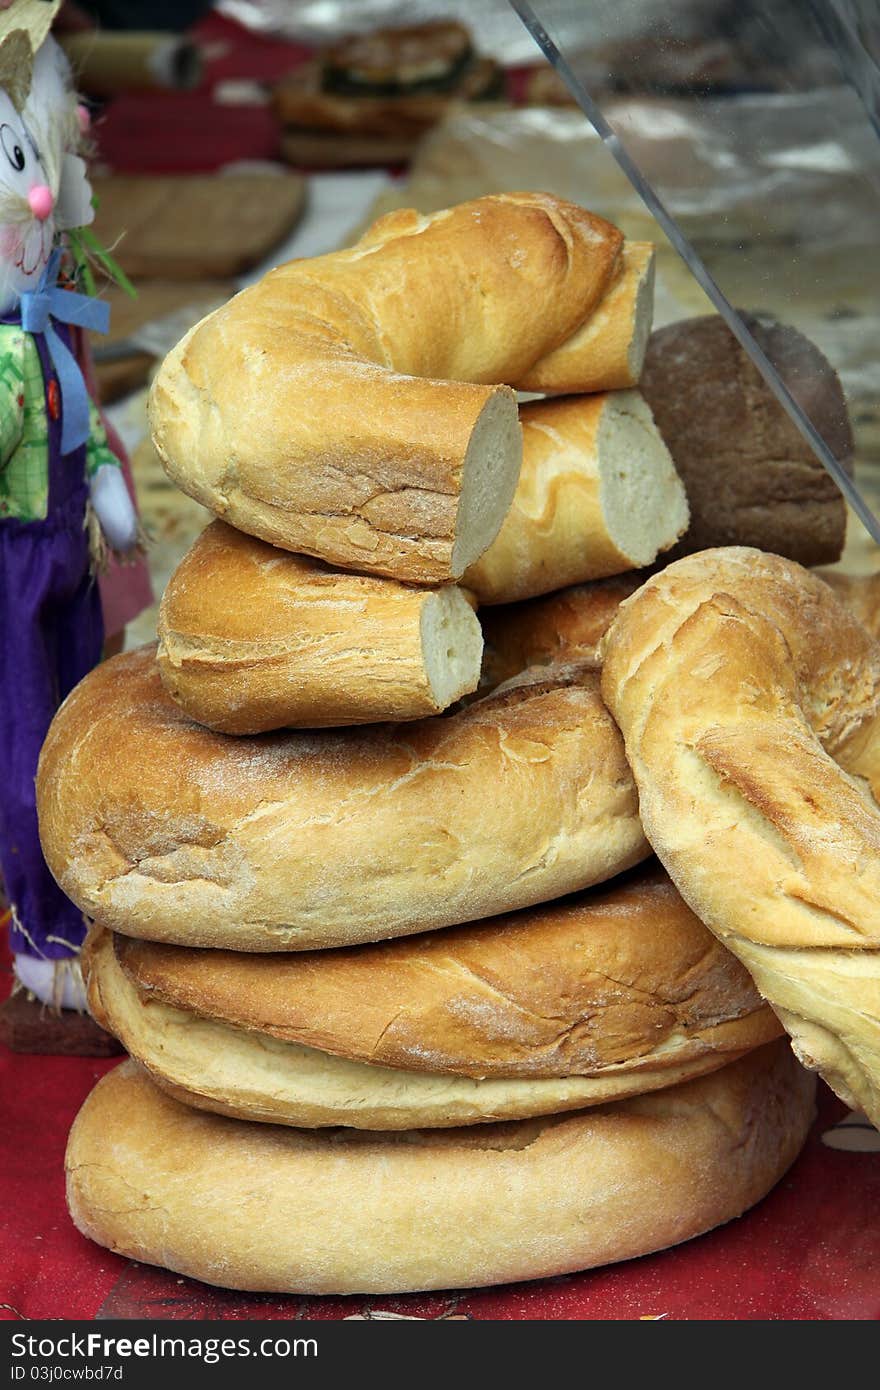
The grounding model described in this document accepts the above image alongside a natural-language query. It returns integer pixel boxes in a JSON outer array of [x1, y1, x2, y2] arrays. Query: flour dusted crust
[[601, 547, 880, 1123], [149, 194, 652, 584], [38, 647, 648, 951], [157, 521, 484, 733], [65, 1047, 815, 1294]]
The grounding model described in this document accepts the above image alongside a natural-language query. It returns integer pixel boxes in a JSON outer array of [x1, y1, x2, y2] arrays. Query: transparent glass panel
[[513, 0, 880, 544]]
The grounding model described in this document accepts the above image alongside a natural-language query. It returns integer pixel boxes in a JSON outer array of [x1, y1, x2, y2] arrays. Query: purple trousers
[[0, 327, 104, 961]]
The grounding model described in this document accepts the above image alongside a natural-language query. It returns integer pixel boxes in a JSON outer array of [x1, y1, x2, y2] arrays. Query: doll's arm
[[86, 402, 138, 551], [84, 400, 122, 477], [0, 329, 26, 469]]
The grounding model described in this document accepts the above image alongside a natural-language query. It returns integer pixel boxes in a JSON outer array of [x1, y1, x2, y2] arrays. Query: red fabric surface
[[91, 13, 313, 174], [2, 900, 879, 1323]]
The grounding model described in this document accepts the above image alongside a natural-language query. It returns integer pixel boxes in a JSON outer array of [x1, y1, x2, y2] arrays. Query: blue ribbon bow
[[20, 248, 110, 456]]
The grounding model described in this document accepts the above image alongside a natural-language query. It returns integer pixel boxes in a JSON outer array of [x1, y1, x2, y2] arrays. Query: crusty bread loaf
[[480, 573, 642, 689], [817, 569, 880, 641], [601, 547, 880, 1124], [85, 918, 778, 1129], [65, 1046, 815, 1294], [464, 391, 687, 604], [515, 241, 655, 395], [108, 862, 776, 1077], [639, 313, 853, 566], [90, 856, 778, 1073], [157, 521, 483, 733], [149, 194, 653, 585], [38, 648, 648, 951]]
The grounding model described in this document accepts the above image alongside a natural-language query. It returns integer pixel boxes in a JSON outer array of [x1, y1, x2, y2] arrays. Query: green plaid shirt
[[0, 323, 120, 522]]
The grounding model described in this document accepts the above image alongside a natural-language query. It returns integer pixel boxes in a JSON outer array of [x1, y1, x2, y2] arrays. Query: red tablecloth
[[90, 12, 312, 173], [2, 916, 879, 1322]]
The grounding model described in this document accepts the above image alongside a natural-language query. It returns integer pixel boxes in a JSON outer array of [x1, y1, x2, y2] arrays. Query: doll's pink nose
[[28, 185, 54, 221]]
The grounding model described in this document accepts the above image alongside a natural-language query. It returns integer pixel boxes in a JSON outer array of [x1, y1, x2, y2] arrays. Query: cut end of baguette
[[451, 389, 522, 578], [421, 587, 484, 711], [598, 391, 689, 568]]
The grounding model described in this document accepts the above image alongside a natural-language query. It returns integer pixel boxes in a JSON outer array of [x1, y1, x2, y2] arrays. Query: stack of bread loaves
[[37, 192, 858, 1298]]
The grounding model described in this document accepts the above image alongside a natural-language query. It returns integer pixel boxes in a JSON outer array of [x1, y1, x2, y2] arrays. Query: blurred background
[[58, 0, 880, 643]]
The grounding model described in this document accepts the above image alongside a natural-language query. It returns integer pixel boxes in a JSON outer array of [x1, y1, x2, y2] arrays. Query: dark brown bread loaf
[[640, 312, 853, 566]]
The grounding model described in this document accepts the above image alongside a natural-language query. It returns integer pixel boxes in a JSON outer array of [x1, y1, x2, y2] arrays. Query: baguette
[[66, 1047, 814, 1294], [464, 391, 687, 604], [157, 521, 483, 733], [149, 194, 652, 584], [515, 241, 655, 395]]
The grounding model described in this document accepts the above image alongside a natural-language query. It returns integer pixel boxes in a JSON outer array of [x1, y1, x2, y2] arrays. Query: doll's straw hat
[[0, 1, 61, 109]]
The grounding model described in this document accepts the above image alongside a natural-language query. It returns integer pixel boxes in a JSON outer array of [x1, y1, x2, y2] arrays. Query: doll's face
[[0, 87, 55, 311]]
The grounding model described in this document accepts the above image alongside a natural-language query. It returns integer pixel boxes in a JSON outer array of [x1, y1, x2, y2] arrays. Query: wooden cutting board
[[90, 173, 306, 279]]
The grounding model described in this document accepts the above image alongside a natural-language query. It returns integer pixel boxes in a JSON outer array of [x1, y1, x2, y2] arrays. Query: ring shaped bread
[[149, 193, 652, 585], [82, 867, 781, 1129], [600, 547, 880, 1124], [38, 647, 648, 951], [66, 1046, 814, 1295]]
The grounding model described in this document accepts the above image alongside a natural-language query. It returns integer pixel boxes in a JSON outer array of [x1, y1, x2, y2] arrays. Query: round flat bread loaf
[[38, 648, 648, 950], [102, 864, 780, 1080], [66, 1046, 815, 1294], [85, 922, 777, 1129]]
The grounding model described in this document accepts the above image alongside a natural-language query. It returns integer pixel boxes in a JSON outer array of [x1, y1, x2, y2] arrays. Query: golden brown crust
[[463, 391, 687, 605], [65, 1047, 815, 1294], [515, 241, 655, 395], [600, 546, 880, 1123], [149, 195, 649, 584], [107, 863, 778, 1080], [38, 647, 648, 951], [480, 573, 642, 689], [84, 921, 778, 1130], [156, 521, 483, 733]]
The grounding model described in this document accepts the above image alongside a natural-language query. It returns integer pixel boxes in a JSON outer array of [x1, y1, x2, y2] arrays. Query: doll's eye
[[0, 125, 26, 172]]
